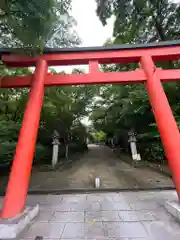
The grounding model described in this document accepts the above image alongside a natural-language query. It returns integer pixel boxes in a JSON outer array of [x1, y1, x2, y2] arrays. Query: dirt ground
[[0, 144, 174, 191]]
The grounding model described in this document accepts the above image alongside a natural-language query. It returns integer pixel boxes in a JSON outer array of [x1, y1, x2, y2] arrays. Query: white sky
[[53, 0, 114, 73], [71, 0, 114, 47]]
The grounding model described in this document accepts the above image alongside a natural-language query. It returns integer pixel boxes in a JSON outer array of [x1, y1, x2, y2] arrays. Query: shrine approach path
[[0, 144, 174, 192]]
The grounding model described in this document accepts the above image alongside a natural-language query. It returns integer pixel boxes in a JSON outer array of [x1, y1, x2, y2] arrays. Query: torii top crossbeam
[[1, 40, 180, 88], [1, 40, 180, 67]]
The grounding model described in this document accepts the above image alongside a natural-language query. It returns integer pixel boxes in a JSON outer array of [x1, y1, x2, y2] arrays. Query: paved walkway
[[7, 190, 178, 239], [0, 145, 178, 239]]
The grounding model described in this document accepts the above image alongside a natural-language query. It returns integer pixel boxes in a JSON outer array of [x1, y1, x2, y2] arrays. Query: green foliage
[[96, 0, 180, 43], [37, 83, 96, 162], [90, 81, 179, 161], [0, 66, 97, 166], [0, 120, 20, 166], [0, 0, 80, 53], [93, 0, 180, 162], [90, 131, 106, 142]]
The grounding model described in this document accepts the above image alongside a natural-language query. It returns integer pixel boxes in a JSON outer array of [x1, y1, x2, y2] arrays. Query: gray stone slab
[[129, 202, 161, 210], [142, 220, 180, 239], [111, 193, 127, 203], [85, 210, 121, 222], [36, 210, 55, 222], [26, 195, 63, 207], [8, 191, 180, 239], [61, 222, 106, 238], [118, 210, 158, 222], [103, 222, 147, 238], [44, 200, 100, 212], [85, 202, 101, 211], [119, 210, 139, 222], [86, 194, 104, 203], [164, 200, 180, 221], [61, 239, 147, 240], [123, 191, 169, 203], [44, 202, 85, 212], [152, 209, 177, 222], [39, 199, 63, 206], [0, 205, 39, 239], [101, 201, 131, 211], [21, 222, 65, 238], [51, 211, 84, 222], [86, 194, 114, 203], [61, 194, 87, 204]]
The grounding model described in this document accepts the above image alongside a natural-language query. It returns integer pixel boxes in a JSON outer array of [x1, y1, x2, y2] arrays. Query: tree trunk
[[65, 144, 69, 159]]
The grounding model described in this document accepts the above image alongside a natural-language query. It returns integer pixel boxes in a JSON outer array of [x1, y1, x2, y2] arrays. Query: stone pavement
[[0, 190, 175, 239]]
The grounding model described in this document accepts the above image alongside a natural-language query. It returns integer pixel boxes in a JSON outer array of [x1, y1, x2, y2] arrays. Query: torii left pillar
[[1, 59, 47, 219]]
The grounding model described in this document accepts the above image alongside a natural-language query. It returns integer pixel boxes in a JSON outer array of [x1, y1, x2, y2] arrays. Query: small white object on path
[[95, 177, 100, 188]]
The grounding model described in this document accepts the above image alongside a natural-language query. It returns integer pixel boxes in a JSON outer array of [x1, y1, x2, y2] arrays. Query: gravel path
[[0, 144, 174, 191]]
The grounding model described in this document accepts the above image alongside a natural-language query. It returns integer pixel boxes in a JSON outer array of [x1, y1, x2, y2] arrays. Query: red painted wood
[[0, 70, 145, 87], [0, 59, 47, 218], [2, 45, 180, 67], [1, 69, 180, 88], [0, 75, 33, 88], [141, 56, 180, 200], [159, 69, 180, 82], [89, 60, 99, 73]]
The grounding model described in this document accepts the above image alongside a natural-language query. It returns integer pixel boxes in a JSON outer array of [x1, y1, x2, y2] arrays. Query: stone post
[[52, 136, 60, 169], [128, 131, 141, 161]]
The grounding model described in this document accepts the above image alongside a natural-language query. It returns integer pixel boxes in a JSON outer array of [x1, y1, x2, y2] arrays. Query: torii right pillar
[[141, 55, 180, 199]]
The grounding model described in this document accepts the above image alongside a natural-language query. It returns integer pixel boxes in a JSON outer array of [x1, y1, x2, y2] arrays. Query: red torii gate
[[1, 40, 180, 219]]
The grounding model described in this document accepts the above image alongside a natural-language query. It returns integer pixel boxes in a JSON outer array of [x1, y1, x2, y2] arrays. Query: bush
[[0, 141, 16, 167]]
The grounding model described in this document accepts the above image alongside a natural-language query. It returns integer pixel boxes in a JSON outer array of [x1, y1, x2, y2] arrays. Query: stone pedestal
[[0, 205, 39, 239], [164, 200, 180, 221]]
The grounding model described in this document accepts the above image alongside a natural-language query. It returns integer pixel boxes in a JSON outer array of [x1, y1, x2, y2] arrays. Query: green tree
[[0, 0, 80, 52], [92, 0, 180, 163], [96, 0, 180, 43], [0, 65, 98, 166]]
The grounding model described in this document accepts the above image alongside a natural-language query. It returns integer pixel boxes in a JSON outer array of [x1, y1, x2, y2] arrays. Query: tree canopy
[[90, 0, 180, 162], [0, 66, 98, 166], [0, 0, 86, 166], [0, 0, 80, 52], [96, 0, 180, 43]]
